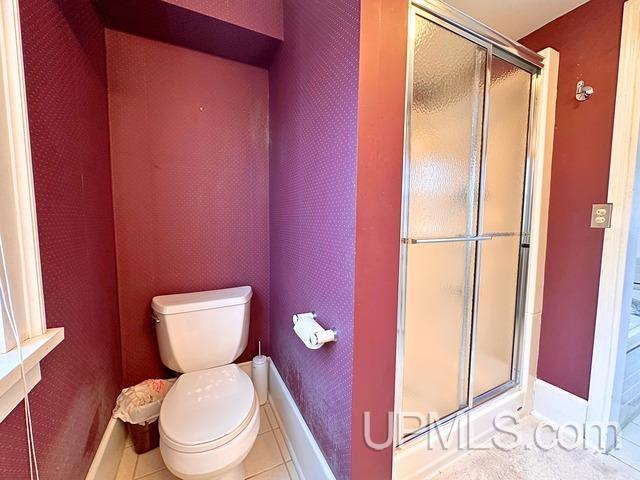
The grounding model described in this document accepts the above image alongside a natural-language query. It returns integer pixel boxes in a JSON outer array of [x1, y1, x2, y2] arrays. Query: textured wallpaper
[[106, 30, 270, 386], [0, 0, 122, 478], [519, 0, 625, 400], [94, 0, 282, 69], [1, 1, 361, 478], [269, 1, 360, 478], [164, 0, 284, 39]]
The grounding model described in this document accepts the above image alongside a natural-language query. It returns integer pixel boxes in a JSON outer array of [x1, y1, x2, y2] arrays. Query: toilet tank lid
[[152, 286, 252, 315]]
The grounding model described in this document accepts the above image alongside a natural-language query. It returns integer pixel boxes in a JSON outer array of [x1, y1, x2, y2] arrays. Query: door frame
[[586, 0, 640, 449]]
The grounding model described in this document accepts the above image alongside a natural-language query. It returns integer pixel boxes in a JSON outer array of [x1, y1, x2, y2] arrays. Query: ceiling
[[445, 0, 590, 40]]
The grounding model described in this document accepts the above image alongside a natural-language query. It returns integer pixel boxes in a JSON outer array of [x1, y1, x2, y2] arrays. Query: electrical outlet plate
[[591, 203, 612, 228]]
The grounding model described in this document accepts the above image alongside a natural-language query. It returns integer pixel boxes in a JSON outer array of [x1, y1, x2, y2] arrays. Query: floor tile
[[116, 446, 138, 480], [264, 404, 278, 429], [273, 429, 291, 462], [244, 430, 284, 477], [239, 362, 253, 377], [610, 438, 640, 471], [116, 406, 295, 480], [285, 462, 299, 480], [259, 406, 272, 434], [246, 463, 290, 480], [136, 469, 179, 480], [622, 422, 640, 446], [134, 448, 166, 478]]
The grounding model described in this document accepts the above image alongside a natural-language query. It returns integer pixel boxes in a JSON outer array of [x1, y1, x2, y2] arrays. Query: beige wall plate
[[590, 203, 613, 228]]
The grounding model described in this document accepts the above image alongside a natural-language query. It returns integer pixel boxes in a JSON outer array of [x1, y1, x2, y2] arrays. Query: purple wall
[[0, 1, 121, 478], [268, 1, 360, 478]]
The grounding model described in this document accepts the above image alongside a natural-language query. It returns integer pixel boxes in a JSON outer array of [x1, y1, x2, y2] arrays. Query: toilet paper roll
[[292, 313, 336, 350], [310, 329, 336, 347]]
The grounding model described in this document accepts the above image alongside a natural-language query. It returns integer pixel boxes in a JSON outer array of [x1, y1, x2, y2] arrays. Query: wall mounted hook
[[576, 80, 594, 101]]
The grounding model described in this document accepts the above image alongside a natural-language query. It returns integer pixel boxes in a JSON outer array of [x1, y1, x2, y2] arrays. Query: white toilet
[[152, 286, 259, 480]]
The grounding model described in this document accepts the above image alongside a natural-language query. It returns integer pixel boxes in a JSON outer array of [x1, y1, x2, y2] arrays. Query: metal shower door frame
[[394, 0, 542, 447]]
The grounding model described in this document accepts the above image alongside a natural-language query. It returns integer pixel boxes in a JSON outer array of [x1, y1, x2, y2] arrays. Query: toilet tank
[[152, 286, 252, 373]]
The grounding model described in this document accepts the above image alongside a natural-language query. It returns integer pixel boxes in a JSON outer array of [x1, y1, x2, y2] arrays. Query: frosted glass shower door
[[401, 11, 487, 432], [472, 57, 532, 399], [399, 8, 535, 439]]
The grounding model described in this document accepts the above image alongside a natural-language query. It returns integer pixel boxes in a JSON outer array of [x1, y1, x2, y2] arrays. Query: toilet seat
[[159, 364, 257, 454]]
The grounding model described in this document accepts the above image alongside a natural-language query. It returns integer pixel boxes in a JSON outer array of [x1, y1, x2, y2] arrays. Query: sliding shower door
[[398, 6, 536, 440], [472, 57, 533, 400]]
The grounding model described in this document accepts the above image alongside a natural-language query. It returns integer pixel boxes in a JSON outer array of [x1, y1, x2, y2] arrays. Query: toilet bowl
[[152, 286, 258, 480], [159, 365, 260, 480]]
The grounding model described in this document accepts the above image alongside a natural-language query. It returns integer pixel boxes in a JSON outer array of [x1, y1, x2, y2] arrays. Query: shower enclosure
[[396, 0, 542, 443]]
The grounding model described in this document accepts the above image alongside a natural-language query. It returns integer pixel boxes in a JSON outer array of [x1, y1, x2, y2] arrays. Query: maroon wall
[[351, 0, 407, 477], [0, 1, 121, 478], [520, 0, 625, 399], [107, 30, 270, 386]]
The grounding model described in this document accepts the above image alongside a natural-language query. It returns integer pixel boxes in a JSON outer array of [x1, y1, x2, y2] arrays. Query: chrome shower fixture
[[576, 80, 594, 101]]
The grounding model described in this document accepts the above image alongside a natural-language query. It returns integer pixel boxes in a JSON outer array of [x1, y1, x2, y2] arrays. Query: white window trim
[[0, 329, 63, 421], [0, 0, 64, 421], [586, 0, 640, 450]]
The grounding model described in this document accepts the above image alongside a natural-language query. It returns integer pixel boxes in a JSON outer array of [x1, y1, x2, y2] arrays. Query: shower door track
[[401, 379, 518, 444], [394, 0, 542, 448]]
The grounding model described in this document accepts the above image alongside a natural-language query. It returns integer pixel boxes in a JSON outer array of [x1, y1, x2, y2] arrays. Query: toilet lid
[[159, 364, 256, 452]]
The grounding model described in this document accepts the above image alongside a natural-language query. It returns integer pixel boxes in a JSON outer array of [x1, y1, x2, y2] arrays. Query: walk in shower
[[396, 0, 543, 443]]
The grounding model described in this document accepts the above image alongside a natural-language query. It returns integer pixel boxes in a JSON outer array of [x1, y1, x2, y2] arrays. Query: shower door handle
[[402, 235, 493, 245]]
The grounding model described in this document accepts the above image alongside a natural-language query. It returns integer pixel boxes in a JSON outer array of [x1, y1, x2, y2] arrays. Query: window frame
[[0, 0, 63, 422], [0, 0, 46, 345]]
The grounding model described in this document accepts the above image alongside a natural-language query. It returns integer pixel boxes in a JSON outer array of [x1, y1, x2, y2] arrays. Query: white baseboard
[[268, 361, 336, 480], [85, 416, 127, 480], [531, 379, 588, 428]]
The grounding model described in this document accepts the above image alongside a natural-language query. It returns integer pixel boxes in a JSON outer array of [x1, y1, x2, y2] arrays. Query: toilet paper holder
[[292, 312, 338, 349]]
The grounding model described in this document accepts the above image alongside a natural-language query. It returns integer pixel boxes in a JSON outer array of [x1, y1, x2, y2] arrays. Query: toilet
[[152, 286, 259, 480]]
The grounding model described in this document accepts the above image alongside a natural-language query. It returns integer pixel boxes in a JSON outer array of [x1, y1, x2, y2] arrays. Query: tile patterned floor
[[610, 414, 640, 472], [115, 403, 299, 480]]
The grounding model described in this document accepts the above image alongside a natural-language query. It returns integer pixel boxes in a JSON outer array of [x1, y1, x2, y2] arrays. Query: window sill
[[0, 327, 64, 422]]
